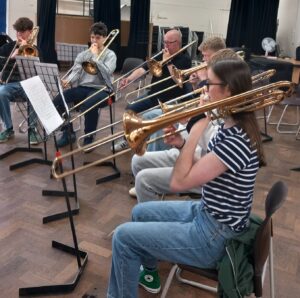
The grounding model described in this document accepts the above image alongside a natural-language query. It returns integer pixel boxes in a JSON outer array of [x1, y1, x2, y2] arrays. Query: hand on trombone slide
[[61, 79, 71, 89], [163, 124, 185, 148]]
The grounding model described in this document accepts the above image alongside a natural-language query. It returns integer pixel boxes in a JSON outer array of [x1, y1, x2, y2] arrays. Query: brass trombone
[[61, 29, 119, 85], [82, 29, 119, 75], [52, 80, 294, 179], [148, 40, 197, 77], [172, 62, 207, 88], [0, 26, 39, 84], [77, 69, 277, 146], [76, 85, 206, 147]]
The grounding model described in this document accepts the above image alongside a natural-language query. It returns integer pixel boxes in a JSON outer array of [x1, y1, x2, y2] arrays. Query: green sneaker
[[139, 268, 161, 294], [0, 128, 14, 143], [29, 130, 42, 145]]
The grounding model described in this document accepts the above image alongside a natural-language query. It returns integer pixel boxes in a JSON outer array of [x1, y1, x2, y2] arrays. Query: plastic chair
[[116, 57, 146, 101], [161, 181, 288, 298]]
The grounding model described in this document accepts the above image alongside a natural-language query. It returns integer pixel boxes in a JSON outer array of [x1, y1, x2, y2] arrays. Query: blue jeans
[[0, 82, 27, 129], [107, 200, 238, 298], [53, 86, 110, 134]]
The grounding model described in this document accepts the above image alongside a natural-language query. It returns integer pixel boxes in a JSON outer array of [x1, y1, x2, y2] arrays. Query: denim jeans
[[132, 149, 202, 202], [107, 200, 239, 298], [53, 86, 110, 134], [0, 82, 27, 129]]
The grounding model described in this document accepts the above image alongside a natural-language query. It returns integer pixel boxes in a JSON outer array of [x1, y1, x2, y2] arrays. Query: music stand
[[19, 132, 88, 296], [0, 56, 52, 170], [56, 42, 88, 69], [34, 62, 79, 223]]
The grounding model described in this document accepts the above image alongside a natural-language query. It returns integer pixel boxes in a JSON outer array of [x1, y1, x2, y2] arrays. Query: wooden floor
[[0, 86, 300, 298]]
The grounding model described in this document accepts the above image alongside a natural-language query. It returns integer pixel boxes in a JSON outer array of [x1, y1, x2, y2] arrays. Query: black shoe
[[57, 131, 76, 148]]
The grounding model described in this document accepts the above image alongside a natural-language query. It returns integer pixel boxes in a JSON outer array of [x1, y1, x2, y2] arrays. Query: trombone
[[76, 85, 206, 147], [77, 68, 277, 146], [0, 26, 39, 84], [52, 80, 294, 179], [82, 29, 119, 75], [124, 62, 204, 103], [148, 40, 197, 77], [61, 29, 119, 85]]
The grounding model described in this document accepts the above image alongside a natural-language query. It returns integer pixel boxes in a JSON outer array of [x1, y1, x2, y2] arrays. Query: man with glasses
[[113, 29, 191, 152]]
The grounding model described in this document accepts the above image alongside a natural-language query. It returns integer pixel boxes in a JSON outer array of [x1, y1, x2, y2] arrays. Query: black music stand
[[19, 145, 88, 296], [34, 64, 79, 223], [0, 56, 52, 170], [56, 42, 88, 70], [260, 107, 273, 143]]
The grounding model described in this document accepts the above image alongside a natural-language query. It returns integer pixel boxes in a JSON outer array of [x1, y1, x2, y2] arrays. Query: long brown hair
[[211, 59, 266, 167]]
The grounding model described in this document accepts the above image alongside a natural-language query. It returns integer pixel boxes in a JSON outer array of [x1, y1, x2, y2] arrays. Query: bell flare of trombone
[[148, 40, 197, 77], [172, 62, 207, 88], [82, 29, 119, 75], [18, 26, 39, 57]]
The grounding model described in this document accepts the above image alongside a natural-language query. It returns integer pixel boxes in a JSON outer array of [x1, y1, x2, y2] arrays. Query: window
[[57, 0, 94, 17]]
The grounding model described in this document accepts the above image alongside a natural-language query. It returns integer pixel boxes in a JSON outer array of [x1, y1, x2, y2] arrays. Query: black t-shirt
[[143, 51, 191, 102]]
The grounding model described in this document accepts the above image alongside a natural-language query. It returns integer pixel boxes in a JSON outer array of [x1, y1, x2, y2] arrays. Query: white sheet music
[[21, 76, 64, 135]]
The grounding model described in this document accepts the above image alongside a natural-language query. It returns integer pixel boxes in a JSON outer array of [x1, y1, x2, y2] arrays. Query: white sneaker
[[129, 187, 137, 198], [111, 138, 129, 152]]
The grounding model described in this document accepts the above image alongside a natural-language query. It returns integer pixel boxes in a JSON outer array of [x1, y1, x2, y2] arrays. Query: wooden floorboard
[[0, 84, 300, 297]]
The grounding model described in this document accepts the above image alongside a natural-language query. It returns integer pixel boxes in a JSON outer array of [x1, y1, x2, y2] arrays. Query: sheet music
[[20, 76, 64, 135], [57, 77, 70, 116]]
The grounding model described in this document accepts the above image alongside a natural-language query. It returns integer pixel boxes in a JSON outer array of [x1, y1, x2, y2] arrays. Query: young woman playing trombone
[[107, 58, 266, 297]]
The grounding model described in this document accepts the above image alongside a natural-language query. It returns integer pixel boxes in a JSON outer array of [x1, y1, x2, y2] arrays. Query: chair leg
[[160, 264, 178, 298], [175, 267, 218, 293], [269, 237, 275, 298], [296, 124, 300, 140], [276, 105, 300, 134]]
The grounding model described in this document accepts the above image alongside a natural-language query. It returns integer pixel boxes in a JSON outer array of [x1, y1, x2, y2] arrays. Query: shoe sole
[[139, 282, 161, 294], [129, 189, 137, 198]]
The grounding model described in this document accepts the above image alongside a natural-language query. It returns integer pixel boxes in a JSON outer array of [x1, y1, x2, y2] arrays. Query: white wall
[[149, 0, 231, 38], [5, 0, 300, 57], [277, 0, 300, 57], [7, 0, 37, 38]]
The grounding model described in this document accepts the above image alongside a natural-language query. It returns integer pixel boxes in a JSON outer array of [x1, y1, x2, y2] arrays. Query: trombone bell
[[82, 61, 98, 75]]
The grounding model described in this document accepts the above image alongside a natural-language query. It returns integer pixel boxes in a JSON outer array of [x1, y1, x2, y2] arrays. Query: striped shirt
[[202, 124, 259, 232]]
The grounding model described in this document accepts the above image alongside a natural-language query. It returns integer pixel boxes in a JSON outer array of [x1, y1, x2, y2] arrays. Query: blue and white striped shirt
[[202, 124, 259, 232]]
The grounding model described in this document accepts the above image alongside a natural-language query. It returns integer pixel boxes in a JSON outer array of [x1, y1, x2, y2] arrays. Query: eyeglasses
[[163, 40, 177, 45], [204, 79, 226, 90]]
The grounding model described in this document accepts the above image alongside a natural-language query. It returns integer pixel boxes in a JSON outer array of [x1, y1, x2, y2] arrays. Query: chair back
[[121, 57, 144, 75], [253, 181, 288, 296]]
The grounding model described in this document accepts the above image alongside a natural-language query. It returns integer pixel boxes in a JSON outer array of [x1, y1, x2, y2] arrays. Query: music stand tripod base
[[19, 241, 88, 296], [42, 207, 80, 224]]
